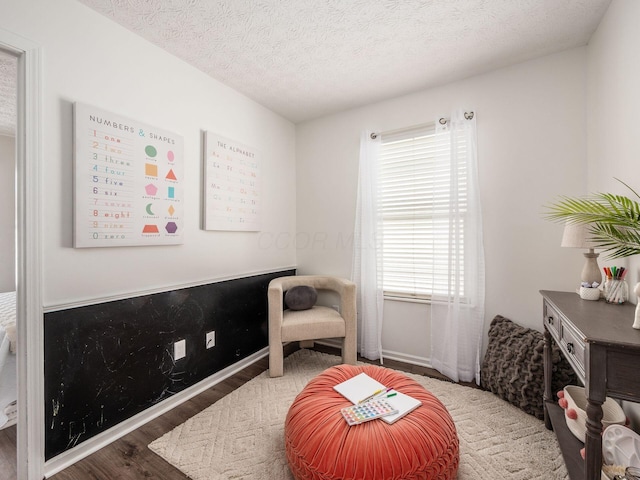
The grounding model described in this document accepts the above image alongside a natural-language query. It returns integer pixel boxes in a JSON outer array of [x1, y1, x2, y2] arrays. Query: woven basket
[[563, 385, 626, 442], [579, 286, 601, 301]]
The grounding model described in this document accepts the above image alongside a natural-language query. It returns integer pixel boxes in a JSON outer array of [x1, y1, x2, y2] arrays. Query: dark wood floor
[[1, 345, 470, 480]]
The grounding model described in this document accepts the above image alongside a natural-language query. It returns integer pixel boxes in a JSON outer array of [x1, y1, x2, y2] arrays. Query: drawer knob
[[566, 342, 574, 354], [547, 316, 554, 325]]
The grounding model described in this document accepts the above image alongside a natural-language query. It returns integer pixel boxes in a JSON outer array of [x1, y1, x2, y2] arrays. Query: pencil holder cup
[[604, 278, 628, 304]]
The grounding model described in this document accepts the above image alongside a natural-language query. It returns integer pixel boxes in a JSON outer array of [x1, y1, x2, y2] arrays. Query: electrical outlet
[[174, 339, 186, 360], [206, 330, 215, 349]]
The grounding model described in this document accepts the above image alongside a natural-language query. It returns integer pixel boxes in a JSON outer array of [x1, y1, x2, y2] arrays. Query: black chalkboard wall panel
[[44, 269, 294, 460]]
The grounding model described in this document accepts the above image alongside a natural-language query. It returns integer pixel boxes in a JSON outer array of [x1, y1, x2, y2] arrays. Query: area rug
[[149, 349, 568, 480]]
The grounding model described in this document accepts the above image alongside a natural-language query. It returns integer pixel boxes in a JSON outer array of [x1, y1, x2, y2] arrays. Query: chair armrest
[[268, 281, 286, 333]]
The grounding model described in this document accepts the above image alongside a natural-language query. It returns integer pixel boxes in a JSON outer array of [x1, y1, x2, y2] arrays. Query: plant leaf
[[543, 183, 640, 259]]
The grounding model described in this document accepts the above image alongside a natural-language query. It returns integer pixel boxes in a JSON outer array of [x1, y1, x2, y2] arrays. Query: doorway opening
[[0, 46, 17, 480], [0, 29, 43, 480]]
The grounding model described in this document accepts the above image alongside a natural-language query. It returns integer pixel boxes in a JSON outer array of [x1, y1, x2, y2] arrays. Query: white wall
[[296, 48, 588, 364], [0, 135, 15, 292], [587, 0, 640, 290], [0, 0, 297, 307], [586, 0, 640, 427]]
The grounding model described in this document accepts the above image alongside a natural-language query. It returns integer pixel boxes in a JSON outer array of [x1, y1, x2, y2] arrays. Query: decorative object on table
[[604, 267, 629, 304], [634, 283, 640, 329], [560, 222, 602, 285], [602, 425, 640, 471], [545, 180, 640, 326], [545, 179, 640, 259], [557, 385, 626, 442], [579, 281, 601, 300]]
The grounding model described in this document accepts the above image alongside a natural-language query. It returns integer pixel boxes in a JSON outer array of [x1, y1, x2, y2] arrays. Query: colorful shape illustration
[[74, 102, 184, 247], [145, 145, 157, 157], [145, 183, 158, 196], [145, 163, 158, 177], [168, 205, 175, 216]]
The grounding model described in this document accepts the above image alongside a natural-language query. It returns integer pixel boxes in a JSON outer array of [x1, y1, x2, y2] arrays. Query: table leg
[[585, 397, 604, 480], [543, 327, 553, 430]]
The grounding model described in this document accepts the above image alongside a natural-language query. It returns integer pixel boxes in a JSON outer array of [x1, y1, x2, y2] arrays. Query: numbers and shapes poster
[[203, 131, 260, 231], [73, 102, 184, 247]]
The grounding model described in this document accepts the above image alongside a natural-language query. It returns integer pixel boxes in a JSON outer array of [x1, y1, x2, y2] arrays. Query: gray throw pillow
[[284, 286, 318, 311]]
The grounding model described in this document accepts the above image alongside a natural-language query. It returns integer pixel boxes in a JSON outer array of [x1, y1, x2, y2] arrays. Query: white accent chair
[[268, 275, 357, 377]]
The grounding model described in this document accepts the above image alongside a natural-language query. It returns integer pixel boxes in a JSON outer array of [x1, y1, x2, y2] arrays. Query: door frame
[[0, 28, 43, 480]]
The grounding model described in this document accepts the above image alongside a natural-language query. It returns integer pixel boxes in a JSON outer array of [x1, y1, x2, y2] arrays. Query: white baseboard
[[315, 339, 432, 369], [44, 347, 269, 478], [381, 349, 432, 368]]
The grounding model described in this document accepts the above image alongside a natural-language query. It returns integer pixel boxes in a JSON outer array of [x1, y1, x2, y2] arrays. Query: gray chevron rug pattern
[[149, 349, 568, 480]]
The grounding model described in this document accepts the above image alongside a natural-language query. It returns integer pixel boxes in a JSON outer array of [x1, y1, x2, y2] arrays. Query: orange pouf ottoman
[[285, 364, 459, 480]]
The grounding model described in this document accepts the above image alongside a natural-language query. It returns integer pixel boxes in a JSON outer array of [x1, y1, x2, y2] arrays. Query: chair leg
[[299, 340, 314, 349], [342, 335, 357, 365], [269, 343, 284, 377]]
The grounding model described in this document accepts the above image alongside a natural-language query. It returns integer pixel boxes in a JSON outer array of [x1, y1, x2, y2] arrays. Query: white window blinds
[[378, 123, 467, 299]]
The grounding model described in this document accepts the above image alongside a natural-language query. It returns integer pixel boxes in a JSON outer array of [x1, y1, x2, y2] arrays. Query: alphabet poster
[[203, 131, 260, 231], [73, 102, 184, 247]]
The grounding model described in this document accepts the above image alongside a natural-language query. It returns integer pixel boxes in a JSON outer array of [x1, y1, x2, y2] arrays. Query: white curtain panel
[[430, 109, 486, 384], [351, 131, 384, 361]]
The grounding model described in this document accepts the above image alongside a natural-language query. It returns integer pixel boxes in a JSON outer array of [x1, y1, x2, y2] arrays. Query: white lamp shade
[[561, 222, 598, 250]]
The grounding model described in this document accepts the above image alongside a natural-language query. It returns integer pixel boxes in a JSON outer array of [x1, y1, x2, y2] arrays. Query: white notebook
[[333, 372, 386, 405], [380, 390, 422, 424], [333, 373, 422, 423]]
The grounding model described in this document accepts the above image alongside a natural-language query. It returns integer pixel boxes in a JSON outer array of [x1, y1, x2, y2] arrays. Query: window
[[378, 123, 467, 300]]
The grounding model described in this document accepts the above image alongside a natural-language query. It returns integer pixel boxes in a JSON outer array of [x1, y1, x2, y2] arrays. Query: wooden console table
[[541, 290, 640, 480]]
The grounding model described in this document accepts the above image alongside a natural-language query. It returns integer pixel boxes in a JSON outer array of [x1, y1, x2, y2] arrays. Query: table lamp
[[561, 222, 601, 285]]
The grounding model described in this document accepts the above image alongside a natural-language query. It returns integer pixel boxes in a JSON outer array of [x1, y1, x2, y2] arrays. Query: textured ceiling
[[0, 0, 613, 132], [76, 0, 612, 123]]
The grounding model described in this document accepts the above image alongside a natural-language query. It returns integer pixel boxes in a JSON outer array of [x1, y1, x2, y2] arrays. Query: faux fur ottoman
[[284, 364, 459, 480]]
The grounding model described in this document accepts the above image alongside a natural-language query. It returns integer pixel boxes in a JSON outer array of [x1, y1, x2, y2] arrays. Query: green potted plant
[[545, 179, 640, 259]]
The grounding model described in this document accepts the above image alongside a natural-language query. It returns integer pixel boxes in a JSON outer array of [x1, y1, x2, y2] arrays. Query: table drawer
[[543, 301, 562, 342], [560, 317, 586, 378]]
